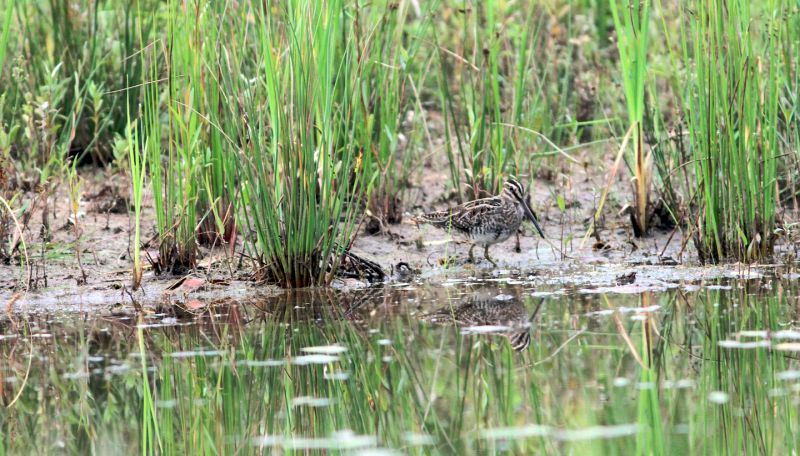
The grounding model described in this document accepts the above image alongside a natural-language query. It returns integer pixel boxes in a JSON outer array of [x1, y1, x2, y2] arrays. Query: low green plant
[[5, 1, 151, 170], [126, 118, 146, 289], [435, 0, 515, 200]]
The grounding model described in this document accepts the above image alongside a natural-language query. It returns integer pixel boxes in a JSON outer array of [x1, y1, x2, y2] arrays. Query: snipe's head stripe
[[503, 178, 525, 201]]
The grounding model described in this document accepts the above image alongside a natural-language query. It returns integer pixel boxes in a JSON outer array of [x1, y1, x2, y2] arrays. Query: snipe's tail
[[413, 210, 452, 228]]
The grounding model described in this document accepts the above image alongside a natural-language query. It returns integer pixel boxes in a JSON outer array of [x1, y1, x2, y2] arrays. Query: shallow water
[[1, 274, 799, 454]]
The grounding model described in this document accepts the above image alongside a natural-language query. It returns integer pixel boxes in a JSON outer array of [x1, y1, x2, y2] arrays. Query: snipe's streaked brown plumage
[[414, 178, 545, 265], [425, 292, 542, 351]]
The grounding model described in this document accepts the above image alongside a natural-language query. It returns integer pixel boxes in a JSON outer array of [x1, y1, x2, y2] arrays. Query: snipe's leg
[[468, 244, 476, 263], [484, 245, 497, 266]]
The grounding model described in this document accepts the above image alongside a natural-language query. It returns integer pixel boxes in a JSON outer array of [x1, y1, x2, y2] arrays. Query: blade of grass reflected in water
[[137, 315, 161, 455]]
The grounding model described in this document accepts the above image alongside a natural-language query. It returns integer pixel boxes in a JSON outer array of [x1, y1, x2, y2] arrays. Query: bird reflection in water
[[425, 290, 544, 352]]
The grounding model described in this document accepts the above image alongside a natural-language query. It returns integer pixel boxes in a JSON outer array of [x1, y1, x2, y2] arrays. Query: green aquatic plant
[[610, 0, 651, 236], [436, 2, 595, 202], [147, 0, 206, 272], [0, 0, 13, 74], [677, 0, 784, 262], [237, 0, 374, 287], [359, 1, 429, 232]]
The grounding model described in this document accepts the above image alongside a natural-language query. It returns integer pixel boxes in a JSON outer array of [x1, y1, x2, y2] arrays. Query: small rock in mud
[[659, 256, 679, 266], [615, 272, 637, 286], [593, 240, 611, 251]]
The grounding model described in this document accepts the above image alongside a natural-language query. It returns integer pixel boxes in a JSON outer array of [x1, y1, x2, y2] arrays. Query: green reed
[[677, 0, 784, 262], [193, 1, 237, 249], [359, 2, 429, 230], [147, 0, 206, 272], [435, 0, 518, 200], [137, 0, 241, 273], [0, 0, 13, 74], [235, 0, 374, 287], [610, 0, 651, 236], [435, 2, 592, 201], [127, 108, 146, 288], [783, 7, 800, 207]]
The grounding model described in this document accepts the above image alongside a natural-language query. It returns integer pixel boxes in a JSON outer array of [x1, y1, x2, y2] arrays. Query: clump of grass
[[779, 6, 800, 211], [139, 0, 212, 273], [677, 0, 785, 262], [194, 1, 237, 250], [237, 1, 374, 287], [0, 92, 23, 264]]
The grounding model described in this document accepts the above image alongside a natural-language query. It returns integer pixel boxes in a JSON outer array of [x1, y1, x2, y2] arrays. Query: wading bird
[[414, 178, 545, 265]]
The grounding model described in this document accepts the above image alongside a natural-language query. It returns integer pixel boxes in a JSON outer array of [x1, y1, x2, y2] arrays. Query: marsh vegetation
[[0, 0, 799, 453]]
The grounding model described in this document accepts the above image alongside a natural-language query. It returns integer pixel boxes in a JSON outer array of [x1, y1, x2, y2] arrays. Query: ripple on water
[[718, 340, 771, 349], [480, 424, 639, 442], [62, 371, 90, 380], [775, 343, 800, 352], [402, 432, 436, 446], [587, 305, 661, 317], [776, 370, 800, 381], [353, 449, 403, 456], [662, 379, 695, 389], [774, 330, 800, 340], [612, 377, 630, 388], [323, 367, 350, 381], [104, 363, 130, 376], [292, 354, 339, 365], [291, 396, 332, 407], [238, 359, 284, 367], [708, 391, 730, 404], [252, 431, 376, 450], [156, 399, 178, 409], [168, 350, 225, 358], [301, 344, 348, 354]]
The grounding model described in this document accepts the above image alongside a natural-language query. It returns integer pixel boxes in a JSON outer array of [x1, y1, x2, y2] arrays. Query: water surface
[[1, 274, 799, 454]]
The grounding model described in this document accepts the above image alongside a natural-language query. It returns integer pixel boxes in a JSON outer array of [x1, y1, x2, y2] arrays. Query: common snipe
[[425, 291, 541, 351], [414, 178, 545, 265]]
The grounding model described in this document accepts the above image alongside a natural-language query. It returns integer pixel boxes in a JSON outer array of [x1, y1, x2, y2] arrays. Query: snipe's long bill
[[414, 178, 545, 266]]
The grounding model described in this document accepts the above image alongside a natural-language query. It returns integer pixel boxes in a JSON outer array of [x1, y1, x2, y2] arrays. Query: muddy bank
[[2, 148, 798, 315]]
